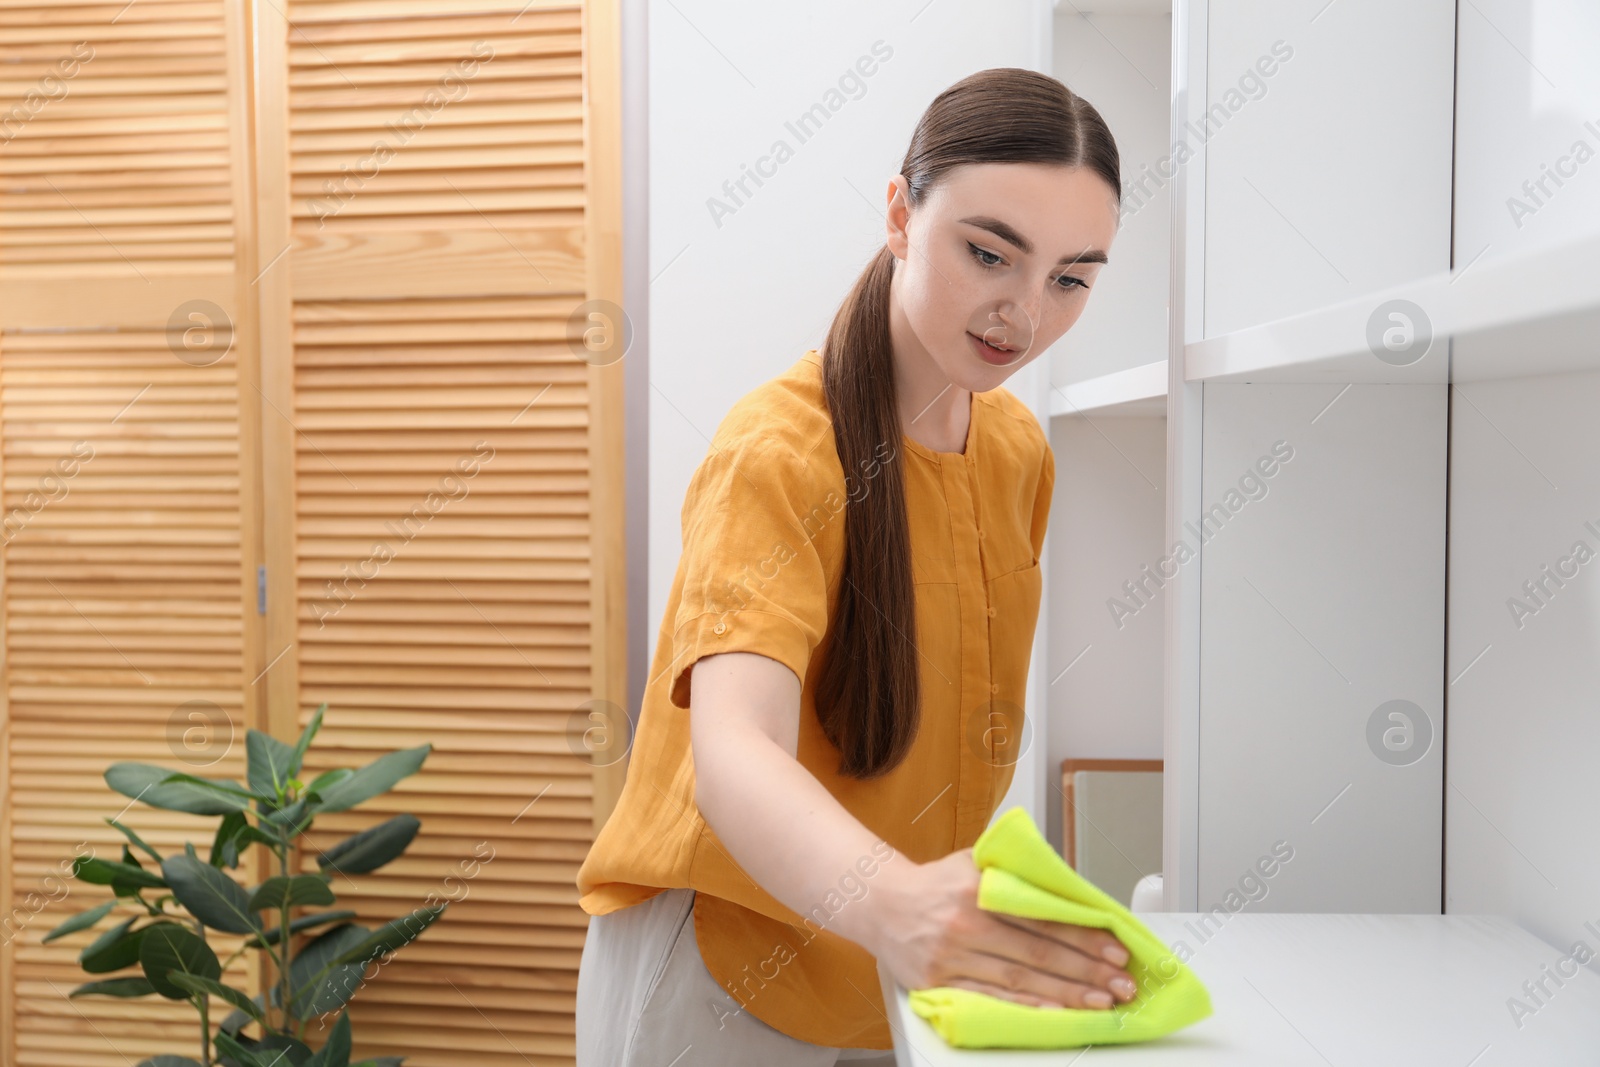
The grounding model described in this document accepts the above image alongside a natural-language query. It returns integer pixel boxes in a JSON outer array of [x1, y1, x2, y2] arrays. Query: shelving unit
[[1162, 0, 1600, 961], [1043, 0, 1597, 942]]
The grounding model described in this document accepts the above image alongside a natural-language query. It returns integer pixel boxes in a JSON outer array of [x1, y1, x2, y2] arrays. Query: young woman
[[576, 67, 1132, 1065]]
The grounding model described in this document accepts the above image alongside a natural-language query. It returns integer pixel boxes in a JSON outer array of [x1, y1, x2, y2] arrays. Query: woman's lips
[[969, 331, 1017, 365]]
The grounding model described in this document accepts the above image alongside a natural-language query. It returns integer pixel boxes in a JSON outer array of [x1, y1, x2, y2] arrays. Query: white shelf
[[1185, 226, 1600, 384], [1049, 359, 1167, 418], [882, 913, 1600, 1065]]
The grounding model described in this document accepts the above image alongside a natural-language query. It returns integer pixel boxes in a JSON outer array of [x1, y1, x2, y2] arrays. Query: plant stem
[[196, 993, 211, 1067], [279, 828, 293, 1033], [190, 914, 218, 1064]]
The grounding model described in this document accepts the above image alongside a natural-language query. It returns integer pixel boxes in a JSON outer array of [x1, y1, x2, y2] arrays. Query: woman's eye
[[969, 241, 1090, 292], [967, 242, 1002, 268]]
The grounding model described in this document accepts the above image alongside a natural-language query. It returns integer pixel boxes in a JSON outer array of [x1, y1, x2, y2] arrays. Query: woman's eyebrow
[[960, 215, 1108, 265]]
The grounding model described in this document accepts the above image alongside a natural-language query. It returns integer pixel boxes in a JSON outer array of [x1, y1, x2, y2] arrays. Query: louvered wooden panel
[[0, 0, 238, 279], [290, 297, 595, 1064], [253, 2, 623, 1064], [0, 329, 259, 1067], [0, 0, 266, 1063]]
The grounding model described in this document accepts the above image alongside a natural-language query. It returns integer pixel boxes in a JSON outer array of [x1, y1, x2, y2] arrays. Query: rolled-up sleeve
[[667, 436, 835, 709]]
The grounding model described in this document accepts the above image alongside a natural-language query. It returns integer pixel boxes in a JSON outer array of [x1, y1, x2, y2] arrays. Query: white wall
[[648, 0, 1055, 827]]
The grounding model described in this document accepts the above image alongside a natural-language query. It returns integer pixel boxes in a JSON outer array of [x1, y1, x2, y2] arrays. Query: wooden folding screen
[[0, 0, 624, 1063], [253, 1, 622, 1061], [0, 2, 265, 1063]]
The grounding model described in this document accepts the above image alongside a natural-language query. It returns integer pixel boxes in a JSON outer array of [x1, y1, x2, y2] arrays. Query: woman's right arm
[[689, 649, 1139, 1010]]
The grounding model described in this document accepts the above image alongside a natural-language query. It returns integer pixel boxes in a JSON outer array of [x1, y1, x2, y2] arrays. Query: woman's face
[[885, 161, 1120, 392]]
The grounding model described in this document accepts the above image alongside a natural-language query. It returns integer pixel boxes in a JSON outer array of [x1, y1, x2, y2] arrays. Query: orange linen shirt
[[575, 348, 1054, 1049]]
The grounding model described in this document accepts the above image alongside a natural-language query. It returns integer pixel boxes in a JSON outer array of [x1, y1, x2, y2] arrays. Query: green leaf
[[70, 976, 157, 998], [137, 922, 220, 1000], [157, 771, 263, 802], [105, 817, 164, 865], [308, 746, 430, 815], [327, 903, 446, 969], [217, 992, 265, 1036], [136, 893, 177, 918], [80, 916, 146, 973], [249, 874, 336, 912], [168, 973, 267, 1026], [214, 1030, 285, 1067], [261, 796, 311, 831], [318, 815, 420, 876], [160, 853, 261, 936], [212, 1030, 262, 1067], [105, 763, 252, 815], [247, 729, 297, 799], [73, 856, 167, 890], [43, 900, 115, 944], [210, 811, 247, 869], [238, 823, 281, 851], [208, 815, 277, 869], [258, 1034, 315, 1067], [290, 703, 328, 779], [218, 1027, 315, 1067], [305, 767, 353, 796], [288, 923, 371, 1019], [136, 1057, 204, 1067], [306, 1010, 351, 1067], [246, 909, 358, 949]]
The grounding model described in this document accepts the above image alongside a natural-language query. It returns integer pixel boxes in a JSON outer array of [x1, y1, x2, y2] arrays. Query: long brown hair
[[816, 67, 1120, 779]]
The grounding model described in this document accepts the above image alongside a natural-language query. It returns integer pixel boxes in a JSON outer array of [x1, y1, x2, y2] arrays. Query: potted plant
[[43, 703, 444, 1067]]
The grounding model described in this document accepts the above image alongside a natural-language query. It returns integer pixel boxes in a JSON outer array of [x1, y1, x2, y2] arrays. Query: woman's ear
[[884, 173, 912, 262]]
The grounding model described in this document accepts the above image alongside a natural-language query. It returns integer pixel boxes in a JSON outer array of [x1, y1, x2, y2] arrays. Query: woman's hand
[[863, 847, 1139, 1010]]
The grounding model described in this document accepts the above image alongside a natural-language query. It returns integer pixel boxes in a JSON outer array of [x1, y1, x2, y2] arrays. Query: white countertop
[[878, 913, 1600, 1066]]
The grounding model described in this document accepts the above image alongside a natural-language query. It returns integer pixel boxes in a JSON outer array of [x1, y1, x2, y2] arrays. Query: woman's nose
[[986, 297, 1039, 353]]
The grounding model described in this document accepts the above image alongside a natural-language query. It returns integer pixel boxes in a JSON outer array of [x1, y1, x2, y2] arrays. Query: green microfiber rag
[[906, 805, 1212, 1049]]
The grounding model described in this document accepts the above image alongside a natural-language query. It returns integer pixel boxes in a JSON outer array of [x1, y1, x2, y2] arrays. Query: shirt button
[[987, 606, 996, 618], [977, 529, 986, 540], [990, 683, 999, 694], [713, 621, 727, 635]]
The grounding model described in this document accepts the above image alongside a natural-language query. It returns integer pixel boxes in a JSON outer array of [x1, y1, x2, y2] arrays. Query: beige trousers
[[576, 886, 898, 1066]]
